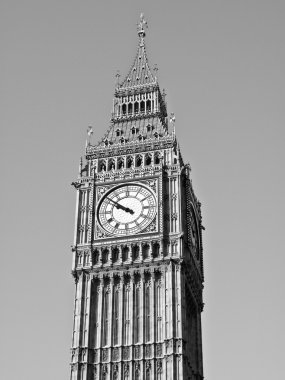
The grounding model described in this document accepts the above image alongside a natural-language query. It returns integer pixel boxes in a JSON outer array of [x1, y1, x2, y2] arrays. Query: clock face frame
[[97, 183, 157, 236]]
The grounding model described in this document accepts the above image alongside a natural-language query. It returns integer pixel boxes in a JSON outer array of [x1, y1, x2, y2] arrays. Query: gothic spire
[[118, 13, 157, 90]]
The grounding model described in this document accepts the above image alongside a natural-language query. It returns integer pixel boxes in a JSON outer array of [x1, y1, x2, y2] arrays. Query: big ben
[[70, 14, 204, 380]]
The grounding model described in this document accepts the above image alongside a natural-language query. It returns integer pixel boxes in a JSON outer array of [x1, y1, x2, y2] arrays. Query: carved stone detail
[[134, 345, 141, 359], [112, 347, 120, 361], [102, 349, 108, 362], [123, 347, 129, 360]]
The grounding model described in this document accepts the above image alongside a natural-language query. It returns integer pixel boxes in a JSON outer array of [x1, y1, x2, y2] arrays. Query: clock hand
[[106, 197, 134, 215]]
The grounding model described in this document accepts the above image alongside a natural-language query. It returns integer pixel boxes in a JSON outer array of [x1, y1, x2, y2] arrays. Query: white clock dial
[[97, 184, 157, 236]]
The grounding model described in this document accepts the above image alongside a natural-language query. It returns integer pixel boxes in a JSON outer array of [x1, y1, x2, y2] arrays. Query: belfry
[[70, 14, 204, 380]]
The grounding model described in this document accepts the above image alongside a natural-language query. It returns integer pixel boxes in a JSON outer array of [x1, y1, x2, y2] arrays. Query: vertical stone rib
[[161, 269, 166, 343], [96, 277, 103, 348], [176, 266, 182, 338], [84, 275, 91, 349], [73, 188, 80, 247], [76, 274, 84, 347], [118, 275, 124, 346], [140, 272, 145, 344], [108, 276, 114, 346], [129, 273, 134, 346], [150, 270, 155, 343]]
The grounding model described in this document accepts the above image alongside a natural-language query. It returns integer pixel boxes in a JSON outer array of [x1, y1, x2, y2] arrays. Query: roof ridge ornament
[[137, 13, 148, 38]]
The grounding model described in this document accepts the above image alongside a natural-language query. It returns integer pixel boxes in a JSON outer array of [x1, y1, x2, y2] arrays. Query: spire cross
[[137, 13, 148, 38]]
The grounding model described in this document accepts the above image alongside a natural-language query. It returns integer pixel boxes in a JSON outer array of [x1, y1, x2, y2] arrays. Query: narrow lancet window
[[102, 287, 110, 346], [145, 284, 150, 341], [113, 289, 119, 345]]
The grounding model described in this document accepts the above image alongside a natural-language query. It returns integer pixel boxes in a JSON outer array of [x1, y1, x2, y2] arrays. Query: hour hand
[[116, 203, 134, 215], [106, 197, 134, 214]]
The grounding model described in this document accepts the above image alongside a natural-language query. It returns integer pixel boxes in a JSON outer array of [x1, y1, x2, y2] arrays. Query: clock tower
[[70, 15, 204, 380]]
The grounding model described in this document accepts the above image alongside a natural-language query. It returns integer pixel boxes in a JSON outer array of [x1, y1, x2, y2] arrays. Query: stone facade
[[70, 15, 204, 380]]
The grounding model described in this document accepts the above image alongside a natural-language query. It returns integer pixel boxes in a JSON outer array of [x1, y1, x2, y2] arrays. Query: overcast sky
[[1, 1, 285, 379]]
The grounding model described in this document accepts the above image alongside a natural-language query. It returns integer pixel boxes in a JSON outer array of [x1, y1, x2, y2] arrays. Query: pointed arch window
[[154, 132, 159, 139], [134, 284, 140, 343], [145, 284, 151, 342], [116, 129, 121, 137], [113, 288, 119, 345], [134, 102, 139, 114], [152, 242, 160, 258], [142, 243, 150, 259], [128, 103, 133, 115], [131, 126, 136, 135], [122, 104, 127, 115], [112, 247, 119, 262], [118, 157, 124, 169], [145, 154, 152, 166], [156, 277, 162, 341], [102, 286, 110, 346], [99, 160, 106, 172], [132, 244, 139, 261], [140, 101, 145, 113], [146, 99, 151, 113], [136, 155, 142, 167], [122, 246, 129, 261], [102, 248, 109, 264], [108, 159, 115, 171], [123, 282, 130, 345], [154, 152, 160, 165], [126, 156, 133, 169]]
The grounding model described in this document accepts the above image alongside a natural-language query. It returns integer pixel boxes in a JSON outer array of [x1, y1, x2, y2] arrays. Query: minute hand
[[106, 197, 134, 214]]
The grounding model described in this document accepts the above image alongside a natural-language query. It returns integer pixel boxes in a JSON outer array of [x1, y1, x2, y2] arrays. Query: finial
[[115, 70, 120, 87], [153, 64, 158, 79], [137, 13, 148, 38], [170, 112, 176, 134], [86, 125, 93, 147]]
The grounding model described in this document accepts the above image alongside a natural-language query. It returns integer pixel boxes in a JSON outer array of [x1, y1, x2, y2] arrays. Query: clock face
[[97, 184, 157, 236]]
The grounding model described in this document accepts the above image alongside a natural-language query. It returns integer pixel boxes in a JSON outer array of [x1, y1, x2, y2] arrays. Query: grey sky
[[1, 1, 285, 379]]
